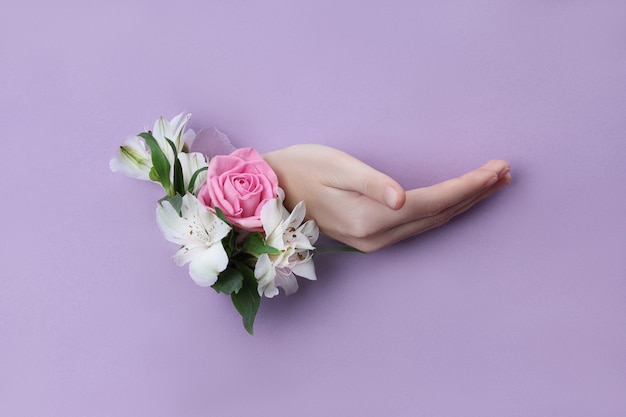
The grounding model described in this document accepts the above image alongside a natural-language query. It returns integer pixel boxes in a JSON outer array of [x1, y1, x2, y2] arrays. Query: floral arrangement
[[110, 114, 318, 334]]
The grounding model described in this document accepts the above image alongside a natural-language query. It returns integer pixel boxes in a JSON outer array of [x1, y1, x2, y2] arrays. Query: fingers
[[358, 160, 509, 232], [400, 159, 509, 218], [330, 152, 406, 210], [390, 172, 512, 240], [341, 166, 512, 252]]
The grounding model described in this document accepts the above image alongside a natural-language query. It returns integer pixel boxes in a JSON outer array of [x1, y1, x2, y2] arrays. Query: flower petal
[[156, 200, 186, 245], [260, 196, 284, 236], [274, 271, 299, 295], [180, 128, 196, 149], [300, 220, 319, 244], [188, 243, 229, 287], [152, 113, 196, 167], [178, 152, 208, 194], [254, 254, 279, 298], [109, 136, 152, 181], [287, 201, 307, 229], [172, 244, 205, 266], [292, 258, 317, 281]]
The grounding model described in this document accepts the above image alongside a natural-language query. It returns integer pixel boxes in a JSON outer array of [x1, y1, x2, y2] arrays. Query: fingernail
[[384, 186, 398, 209]]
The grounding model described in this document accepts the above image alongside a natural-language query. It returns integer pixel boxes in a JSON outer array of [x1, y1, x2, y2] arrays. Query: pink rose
[[198, 148, 279, 231]]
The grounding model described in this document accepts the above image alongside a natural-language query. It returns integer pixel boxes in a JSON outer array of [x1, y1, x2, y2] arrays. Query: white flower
[[109, 135, 152, 181], [152, 113, 196, 166], [254, 188, 319, 298], [156, 193, 231, 287], [110, 113, 196, 183], [178, 151, 208, 194]]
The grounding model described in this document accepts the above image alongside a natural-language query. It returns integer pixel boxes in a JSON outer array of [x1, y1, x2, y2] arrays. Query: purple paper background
[[1, 1, 625, 416]]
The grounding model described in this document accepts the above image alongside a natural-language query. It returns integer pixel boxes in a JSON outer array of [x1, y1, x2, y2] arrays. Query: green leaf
[[214, 206, 230, 225], [158, 194, 183, 214], [226, 229, 238, 254], [242, 233, 281, 255], [231, 265, 261, 335], [217, 230, 236, 258], [139, 132, 171, 192], [166, 139, 185, 196], [149, 167, 160, 182], [212, 207, 238, 253], [165, 137, 177, 155], [187, 166, 208, 193], [211, 266, 244, 294]]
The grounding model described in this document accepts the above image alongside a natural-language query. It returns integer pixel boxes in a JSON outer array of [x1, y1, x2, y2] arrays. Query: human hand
[[263, 145, 511, 252]]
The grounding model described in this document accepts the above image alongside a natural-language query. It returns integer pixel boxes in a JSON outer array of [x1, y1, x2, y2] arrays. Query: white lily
[[255, 188, 319, 298], [156, 193, 231, 287], [109, 135, 153, 181]]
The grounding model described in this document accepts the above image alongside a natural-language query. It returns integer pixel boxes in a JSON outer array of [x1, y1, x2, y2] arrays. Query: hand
[[263, 145, 511, 252]]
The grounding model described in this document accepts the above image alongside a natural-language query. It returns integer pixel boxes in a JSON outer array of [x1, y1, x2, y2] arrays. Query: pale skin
[[263, 145, 511, 253]]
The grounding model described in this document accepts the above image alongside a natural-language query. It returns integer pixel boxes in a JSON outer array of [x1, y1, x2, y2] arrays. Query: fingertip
[[482, 159, 510, 177], [396, 189, 407, 209], [501, 161, 511, 177], [384, 185, 406, 210]]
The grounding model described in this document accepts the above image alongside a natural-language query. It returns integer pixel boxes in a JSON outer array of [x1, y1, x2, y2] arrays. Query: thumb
[[334, 157, 406, 210]]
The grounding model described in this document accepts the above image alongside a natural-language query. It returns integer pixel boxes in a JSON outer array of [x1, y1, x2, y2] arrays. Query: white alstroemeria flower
[[178, 152, 208, 194], [152, 113, 196, 185], [152, 113, 196, 162], [110, 113, 197, 183], [109, 135, 153, 181], [254, 188, 319, 298], [156, 193, 231, 287]]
